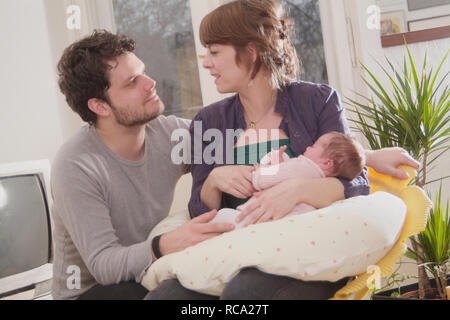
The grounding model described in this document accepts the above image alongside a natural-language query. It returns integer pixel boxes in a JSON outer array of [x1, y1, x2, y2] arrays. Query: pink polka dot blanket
[[142, 191, 407, 296]]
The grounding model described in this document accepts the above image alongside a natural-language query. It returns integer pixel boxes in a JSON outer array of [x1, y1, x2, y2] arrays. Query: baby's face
[[304, 134, 333, 168]]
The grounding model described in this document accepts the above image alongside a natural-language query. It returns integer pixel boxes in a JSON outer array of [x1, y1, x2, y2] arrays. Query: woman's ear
[[87, 98, 111, 118], [245, 42, 258, 64]]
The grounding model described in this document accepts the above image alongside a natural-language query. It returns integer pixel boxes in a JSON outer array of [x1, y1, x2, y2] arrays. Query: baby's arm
[[253, 158, 296, 190], [275, 145, 288, 164], [253, 157, 323, 190], [259, 146, 289, 167]]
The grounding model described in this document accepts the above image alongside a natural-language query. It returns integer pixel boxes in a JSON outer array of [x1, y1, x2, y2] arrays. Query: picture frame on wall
[[380, 11, 407, 36], [408, 14, 450, 32], [407, 0, 450, 11]]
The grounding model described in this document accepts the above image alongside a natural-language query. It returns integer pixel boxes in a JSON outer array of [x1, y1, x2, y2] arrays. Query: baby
[[212, 131, 366, 229]]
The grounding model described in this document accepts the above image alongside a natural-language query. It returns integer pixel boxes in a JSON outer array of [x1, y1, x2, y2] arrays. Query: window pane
[[113, 0, 203, 119], [281, 0, 328, 84]]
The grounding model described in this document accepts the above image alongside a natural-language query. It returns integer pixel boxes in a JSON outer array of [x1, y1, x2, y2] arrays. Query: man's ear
[[87, 98, 110, 118]]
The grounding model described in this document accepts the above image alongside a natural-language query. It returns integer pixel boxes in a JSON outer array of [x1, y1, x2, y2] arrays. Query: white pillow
[[142, 191, 406, 296]]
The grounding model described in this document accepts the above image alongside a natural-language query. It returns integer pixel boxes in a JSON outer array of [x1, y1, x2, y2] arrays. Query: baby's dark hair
[[322, 132, 365, 180]]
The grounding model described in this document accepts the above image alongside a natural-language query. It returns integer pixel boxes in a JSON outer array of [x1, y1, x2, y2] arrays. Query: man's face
[[105, 53, 164, 127]]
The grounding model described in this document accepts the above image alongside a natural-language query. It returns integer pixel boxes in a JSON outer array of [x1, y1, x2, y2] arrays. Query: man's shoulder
[[146, 115, 191, 137], [53, 125, 92, 161], [52, 125, 102, 176]]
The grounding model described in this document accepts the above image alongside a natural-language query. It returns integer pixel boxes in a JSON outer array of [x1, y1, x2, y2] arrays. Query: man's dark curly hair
[[57, 30, 136, 124]]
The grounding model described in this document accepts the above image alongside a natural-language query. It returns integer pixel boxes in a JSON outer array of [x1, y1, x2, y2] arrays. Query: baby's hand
[[277, 145, 288, 164], [269, 145, 288, 165], [260, 146, 288, 167]]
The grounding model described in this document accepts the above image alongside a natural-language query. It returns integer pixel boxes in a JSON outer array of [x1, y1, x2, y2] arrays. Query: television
[[0, 160, 53, 299]]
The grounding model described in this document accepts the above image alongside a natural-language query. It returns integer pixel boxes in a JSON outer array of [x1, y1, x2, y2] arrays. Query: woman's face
[[202, 44, 252, 94]]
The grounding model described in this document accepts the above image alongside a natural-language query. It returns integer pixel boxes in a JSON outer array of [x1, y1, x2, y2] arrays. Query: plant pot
[[371, 277, 449, 300]]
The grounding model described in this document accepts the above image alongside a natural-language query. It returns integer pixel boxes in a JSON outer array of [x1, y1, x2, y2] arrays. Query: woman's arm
[[237, 177, 344, 226], [294, 177, 344, 208], [200, 165, 255, 210], [188, 110, 256, 217], [314, 85, 371, 199], [188, 111, 217, 218], [200, 170, 223, 210]]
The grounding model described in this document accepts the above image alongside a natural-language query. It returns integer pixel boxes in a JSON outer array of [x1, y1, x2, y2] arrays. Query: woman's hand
[[210, 165, 256, 199], [236, 177, 345, 227], [236, 178, 302, 226], [366, 147, 420, 179]]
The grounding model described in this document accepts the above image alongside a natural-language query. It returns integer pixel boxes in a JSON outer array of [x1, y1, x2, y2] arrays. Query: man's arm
[[365, 147, 420, 179], [52, 159, 152, 285]]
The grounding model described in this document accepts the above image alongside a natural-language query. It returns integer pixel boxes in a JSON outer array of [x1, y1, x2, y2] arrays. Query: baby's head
[[304, 132, 365, 180]]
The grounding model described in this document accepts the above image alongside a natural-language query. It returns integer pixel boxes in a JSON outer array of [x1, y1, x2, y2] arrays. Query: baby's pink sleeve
[[259, 149, 290, 167], [253, 157, 323, 190]]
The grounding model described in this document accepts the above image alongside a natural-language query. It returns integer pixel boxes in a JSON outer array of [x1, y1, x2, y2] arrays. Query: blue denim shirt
[[188, 81, 370, 218]]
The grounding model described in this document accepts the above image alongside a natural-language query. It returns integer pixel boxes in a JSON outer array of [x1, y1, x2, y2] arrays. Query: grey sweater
[[50, 115, 190, 299]]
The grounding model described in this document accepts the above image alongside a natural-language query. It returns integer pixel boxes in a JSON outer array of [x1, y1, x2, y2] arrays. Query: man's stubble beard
[[109, 100, 165, 127]]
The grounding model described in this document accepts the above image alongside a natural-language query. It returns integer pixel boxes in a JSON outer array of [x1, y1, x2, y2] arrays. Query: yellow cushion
[[331, 165, 432, 300]]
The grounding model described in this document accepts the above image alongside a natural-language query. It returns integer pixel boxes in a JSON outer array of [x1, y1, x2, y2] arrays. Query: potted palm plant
[[369, 184, 449, 299], [404, 184, 449, 299], [347, 44, 450, 299]]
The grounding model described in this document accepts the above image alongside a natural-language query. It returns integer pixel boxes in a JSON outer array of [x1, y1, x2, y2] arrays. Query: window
[[281, 0, 328, 84], [112, 0, 203, 119], [111, 0, 328, 116]]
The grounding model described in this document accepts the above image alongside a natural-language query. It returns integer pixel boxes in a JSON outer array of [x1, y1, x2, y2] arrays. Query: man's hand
[[157, 209, 235, 257], [365, 147, 420, 179]]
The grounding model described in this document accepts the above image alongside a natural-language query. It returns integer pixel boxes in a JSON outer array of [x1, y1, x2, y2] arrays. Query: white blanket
[[142, 191, 406, 296]]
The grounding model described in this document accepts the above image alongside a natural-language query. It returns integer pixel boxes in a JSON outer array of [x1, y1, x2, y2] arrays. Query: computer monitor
[[0, 160, 53, 298]]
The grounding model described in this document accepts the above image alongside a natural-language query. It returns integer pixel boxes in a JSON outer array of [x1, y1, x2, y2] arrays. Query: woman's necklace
[[247, 111, 270, 129], [244, 94, 277, 129]]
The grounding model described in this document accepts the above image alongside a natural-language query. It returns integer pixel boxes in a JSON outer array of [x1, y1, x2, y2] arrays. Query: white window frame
[[318, 0, 377, 145], [189, 0, 231, 106], [318, 0, 364, 102]]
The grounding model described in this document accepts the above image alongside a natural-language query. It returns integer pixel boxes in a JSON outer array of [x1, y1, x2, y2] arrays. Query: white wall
[[0, 0, 118, 167], [0, 0, 87, 168], [0, 0, 66, 165]]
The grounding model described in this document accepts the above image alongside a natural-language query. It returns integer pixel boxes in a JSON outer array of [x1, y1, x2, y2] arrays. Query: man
[[52, 30, 234, 300]]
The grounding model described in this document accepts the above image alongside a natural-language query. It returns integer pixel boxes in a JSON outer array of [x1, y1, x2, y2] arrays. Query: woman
[[155, 0, 419, 300], [189, 0, 417, 224]]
